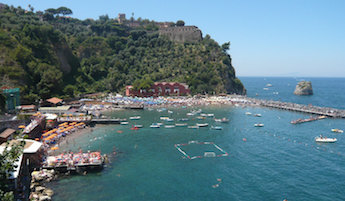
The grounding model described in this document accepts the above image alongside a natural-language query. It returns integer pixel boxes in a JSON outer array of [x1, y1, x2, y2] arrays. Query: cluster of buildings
[[126, 82, 190, 97]]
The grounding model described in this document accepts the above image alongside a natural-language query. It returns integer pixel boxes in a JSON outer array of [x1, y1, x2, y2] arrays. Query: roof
[[44, 113, 58, 120], [20, 105, 36, 110], [39, 106, 71, 112], [46, 97, 63, 104], [0, 128, 16, 139]]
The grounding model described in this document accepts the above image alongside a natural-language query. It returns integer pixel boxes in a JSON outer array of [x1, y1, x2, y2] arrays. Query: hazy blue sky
[[2, 0, 345, 77]]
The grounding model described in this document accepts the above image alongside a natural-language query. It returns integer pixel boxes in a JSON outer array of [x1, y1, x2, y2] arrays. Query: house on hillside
[[1, 87, 20, 111], [126, 82, 190, 97], [44, 97, 63, 107]]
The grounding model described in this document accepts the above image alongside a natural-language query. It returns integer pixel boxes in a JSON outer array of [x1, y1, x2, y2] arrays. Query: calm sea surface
[[49, 77, 345, 201]]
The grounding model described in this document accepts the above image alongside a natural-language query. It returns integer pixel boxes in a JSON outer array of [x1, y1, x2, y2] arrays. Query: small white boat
[[178, 118, 189, 121], [266, 83, 272, 87], [120, 122, 129, 125], [214, 118, 222, 122], [200, 113, 208, 117], [129, 116, 141, 120], [220, 118, 230, 123], [186, 113, 195, 116], [207, 114, 214, 117], [254, 123, 264, 127], [331, 129, 343, 133], [196, 123, 209, 127], [254, 114, 262, 117], [188, 125, 199, 129], [211, 126, 223, 130], [315, 136, 337, 143], [175, 123, 187, 127], [196, 116, 206, 120], [150, 124, 160, 128], [168, 110, 173, 114], [160, 117, 169, 120], [263, 88, 269, 90], [164, 125, 175, 128], [165, 118, 174, 122], [134, 125, 143, 128], [245, 112, 252, 115]]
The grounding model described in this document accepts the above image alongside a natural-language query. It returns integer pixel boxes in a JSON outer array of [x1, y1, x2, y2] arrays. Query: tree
[[57, 7, 72, 16], [221, 42, 230, 52], [45, 8, 58, 15], [176, 20, 185, 27], [0, 141, 25, 201]]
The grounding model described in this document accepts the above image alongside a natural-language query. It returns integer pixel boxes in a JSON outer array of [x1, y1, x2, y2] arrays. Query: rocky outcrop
[[294, 81, 313, 95], [159, 26, 202, 43], [29, 169, 56, 201]]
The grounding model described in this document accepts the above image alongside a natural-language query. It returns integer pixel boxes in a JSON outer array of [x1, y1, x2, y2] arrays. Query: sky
[[2, 0, 345, 77]]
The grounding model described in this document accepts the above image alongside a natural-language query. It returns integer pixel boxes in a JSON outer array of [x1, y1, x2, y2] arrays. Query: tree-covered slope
[[0, 4, 245, 103]]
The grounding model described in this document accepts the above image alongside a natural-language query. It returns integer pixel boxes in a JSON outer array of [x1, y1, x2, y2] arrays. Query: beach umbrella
[[18, 125, 26, 129], [51, 147, 59, 150], [35, 138, 40, 141]]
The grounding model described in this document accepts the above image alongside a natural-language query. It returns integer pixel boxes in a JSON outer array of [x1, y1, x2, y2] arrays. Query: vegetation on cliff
[[0, 4, 245, 103]]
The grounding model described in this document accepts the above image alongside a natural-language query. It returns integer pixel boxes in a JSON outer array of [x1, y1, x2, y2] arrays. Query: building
[[2, 88, 20, 111], [39, 106, 71, 115], [44, 97, 63, 107], [118, 13, 126, 23], [126, 82, 190, 97]]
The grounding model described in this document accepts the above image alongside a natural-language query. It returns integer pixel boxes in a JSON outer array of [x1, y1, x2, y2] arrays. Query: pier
[[90, 118, 125, 124], [248, 99, 345, 118]]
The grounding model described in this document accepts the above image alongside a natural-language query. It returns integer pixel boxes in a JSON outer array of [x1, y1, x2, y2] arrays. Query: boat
[[175, 123, 187, 127], [130, 126, 139, 130], [168, 110, 173, 114], [207, 114, 214, 117], [188, 126, 199, 129], [254, 123, 264, 127], [254, 114, 262, 117], [220, 118, 230, 123], [160, 117, 169, 120], [196, 123, 209, 127], [164, 125, 175, 128], [331, 129, 344, 133], [133, 125, 143, 128], [263, 88, 269, 90], [178, 118, 189, 121], [129, 116, 141, 120], [120, 122, 129, 125], [200, 113, 207, 117], [245, 112, 252, 115], [266, 83, 272, 87], [211, 126, 223, 130], [186, 113, 195, 116], [214, 118, 222, 122], [150, 124, 160, 128], [315, 135, 337, 143], [196, 116, 206, 120]]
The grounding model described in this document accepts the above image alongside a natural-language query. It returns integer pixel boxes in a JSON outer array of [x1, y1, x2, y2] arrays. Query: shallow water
[[49, 105, 345, 201]]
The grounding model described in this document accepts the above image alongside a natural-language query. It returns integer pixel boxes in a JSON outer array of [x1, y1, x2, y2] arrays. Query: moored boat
[[164, 125, 175, 128], [254, 123, 264, 127], [134, 124, 143, 128], [129, 116, 141, 120], [188, 125, 199, 129], [196, 123, 209, 127], [175, 123, 187, 127], [331, 129, 343, 133], [150, 124, 160, 128], [211, 126, 223, 130], [120, 121, 129, 125]]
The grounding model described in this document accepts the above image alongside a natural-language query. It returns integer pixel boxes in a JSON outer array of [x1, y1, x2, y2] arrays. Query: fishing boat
[[196, 123, 209, 127], [188, 125, 199, 129], [129, 116, 141, 120], [164, 125, 175, 128], [315, 135, 337, 143], [254, 123, 264, 127], [331, 129, 343, 133], [175, 123, 187, 127], [211, 126, 223, 130], [120, 122, 129, 125]]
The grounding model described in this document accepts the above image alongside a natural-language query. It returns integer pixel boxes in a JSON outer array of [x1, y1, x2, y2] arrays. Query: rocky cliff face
[[159, 26, 202, 43], [294, 81, 313, 95]]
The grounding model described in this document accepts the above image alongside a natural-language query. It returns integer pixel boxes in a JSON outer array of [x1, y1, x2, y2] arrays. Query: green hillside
[[0, 5, 245, 103]]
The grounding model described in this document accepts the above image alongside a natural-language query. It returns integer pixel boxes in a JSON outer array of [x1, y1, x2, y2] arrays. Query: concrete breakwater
[[245, 98, 345, 118]]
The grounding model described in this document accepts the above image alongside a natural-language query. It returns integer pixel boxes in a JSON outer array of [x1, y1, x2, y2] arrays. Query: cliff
[[159, 26, 202, 43], [294, 81, 313, 95]]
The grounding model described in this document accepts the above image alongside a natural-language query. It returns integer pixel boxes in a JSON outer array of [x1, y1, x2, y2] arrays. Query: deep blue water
[[240, 77, 345, 110], [49, 77, 345, 201]]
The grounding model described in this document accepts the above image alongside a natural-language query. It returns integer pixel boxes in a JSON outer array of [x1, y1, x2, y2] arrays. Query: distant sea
[[48, 77, 345, 201]]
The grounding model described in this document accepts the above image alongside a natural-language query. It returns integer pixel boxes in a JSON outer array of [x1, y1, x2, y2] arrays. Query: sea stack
[[294, 81, 313, 95]]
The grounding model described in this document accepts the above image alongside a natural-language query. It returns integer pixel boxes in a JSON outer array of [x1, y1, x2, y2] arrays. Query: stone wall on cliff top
[[159, 26, 202, 43]]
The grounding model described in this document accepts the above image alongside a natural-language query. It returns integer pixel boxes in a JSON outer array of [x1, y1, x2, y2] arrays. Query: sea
[[48, 77, 345, 201]]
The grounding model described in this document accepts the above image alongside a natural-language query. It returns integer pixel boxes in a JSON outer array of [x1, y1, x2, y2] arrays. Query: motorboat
[[178, 118, 189, 121], [214, 118, 222, 122], [186, 113, 195, 116], [211, 126, 223, 130], [164, 125, 175, 128], [254, 114, 262, 117], [196, 116, 206, 120], [315, 136, 337, 143], [254, 123, 264, 127], [331, 129, 343, 133], [266, 83, 272, 87], [245, 112, 252, 115], [175, 123, 187, 127], [120, 121, 129, 125], [168, 110, 173, 114], [150, 124, 160, 128], [220, 118, 230, 123], [196, 123, 209, 127], [134, 125, 143, 128], [207, 114, 214, 117], [129, 116, 141, 120]]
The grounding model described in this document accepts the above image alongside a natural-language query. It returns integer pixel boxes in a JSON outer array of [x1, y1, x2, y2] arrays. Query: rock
[[39, 195, 52, 201], [35, 186, 46, 193], [43, 189, 54, 197], [294, 81, 313, 95]]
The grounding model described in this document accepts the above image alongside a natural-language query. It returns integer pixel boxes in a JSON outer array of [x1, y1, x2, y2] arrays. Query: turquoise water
[[240, 77, 345, 110], [49, 104, 345, 201]]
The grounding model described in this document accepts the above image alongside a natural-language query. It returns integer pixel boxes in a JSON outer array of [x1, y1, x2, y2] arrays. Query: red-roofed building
[[126, 82, 190, 97], [44, 97, 63, 106]]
